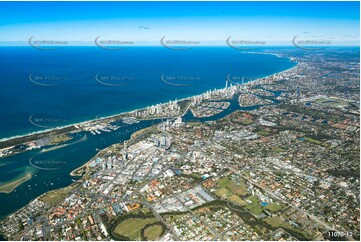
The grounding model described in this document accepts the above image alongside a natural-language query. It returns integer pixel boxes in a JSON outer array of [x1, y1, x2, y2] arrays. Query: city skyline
[[0, 1, 359, 241]]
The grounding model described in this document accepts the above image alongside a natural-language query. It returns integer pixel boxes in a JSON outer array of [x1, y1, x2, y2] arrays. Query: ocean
[[0, 46, 296, 219], [0, 47, 295, 140]]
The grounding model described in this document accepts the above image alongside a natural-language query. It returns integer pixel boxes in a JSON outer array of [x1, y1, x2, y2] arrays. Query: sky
[[0, 1, 359, 46]]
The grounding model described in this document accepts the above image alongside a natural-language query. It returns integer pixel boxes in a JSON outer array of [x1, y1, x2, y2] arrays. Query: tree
[[18, 222, 24, 231]]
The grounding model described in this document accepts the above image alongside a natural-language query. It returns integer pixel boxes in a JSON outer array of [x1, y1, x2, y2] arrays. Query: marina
[[0, 78, 287, 219]]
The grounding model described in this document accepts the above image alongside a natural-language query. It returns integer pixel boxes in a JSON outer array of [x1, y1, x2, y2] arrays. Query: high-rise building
[[123, 141, 128, 160]]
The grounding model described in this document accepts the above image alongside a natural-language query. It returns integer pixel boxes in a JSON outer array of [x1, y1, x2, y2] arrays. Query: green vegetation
[[240, 118, 253, 125], [264, 216, 311, 241], [217, 177, 247, 196], [0, 126, 76, 150], [271, 146, 285, 152], [213, 177, 268, 216], [137, 207, 152, 215], [266, 202, 285, 213], [314, 98, 348, 107], [114, 218, 158, 240], [228, 182, 247, 195], [256, 130, 271, 136], [264, 216, 288, 227], [142, 223, 164, 240], [217, 177, 232, 186], [303, 137, 322, 145], [228, 194, 247, 206], [281, 104, 345, 123], [111, 214, 163, 241], [40, 182, 80, 206], [50, 134, 71, 144], [244, 196, 264, 215], [179, 173, 203, 182], [18, 222, 24, 231], [215, 187, 232, 198]]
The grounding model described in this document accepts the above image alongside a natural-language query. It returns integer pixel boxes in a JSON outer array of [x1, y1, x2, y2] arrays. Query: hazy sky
[[0, 1, 359, 45]]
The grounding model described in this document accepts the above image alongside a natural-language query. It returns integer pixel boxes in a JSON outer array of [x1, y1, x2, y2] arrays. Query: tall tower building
[[123, 141, 128, 160]]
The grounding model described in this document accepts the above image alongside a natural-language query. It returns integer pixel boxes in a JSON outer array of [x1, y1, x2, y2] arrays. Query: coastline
[[0, 55, 298, 148], [0, 54, 299, 227], [66, 61, 299, 181], [0, 173, 33, 194], [69, 147, 106, 177], [70, 123, 159, 177]]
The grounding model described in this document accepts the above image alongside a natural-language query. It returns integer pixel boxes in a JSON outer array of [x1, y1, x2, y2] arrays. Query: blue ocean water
[[0, 47, 296, 221], [0, 47, 295, 140], [0, 92, 275, 220]]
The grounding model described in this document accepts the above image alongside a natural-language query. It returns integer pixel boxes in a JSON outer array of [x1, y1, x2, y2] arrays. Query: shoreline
[[0, 173, 33, 194], [0, 54, 299, 226], [0, 95, 192, 144], [0, 58, 297, 148], [71, 60, 298, 180], [69, 147, 106, 177]]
